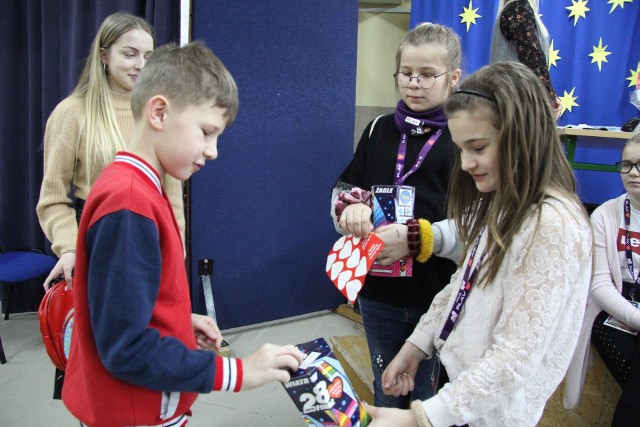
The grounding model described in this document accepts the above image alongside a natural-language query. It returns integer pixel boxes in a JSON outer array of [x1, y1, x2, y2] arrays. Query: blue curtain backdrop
[[189, 0, 357, 328], [0, 0, 179, 314], [411, 0, 640, 204]]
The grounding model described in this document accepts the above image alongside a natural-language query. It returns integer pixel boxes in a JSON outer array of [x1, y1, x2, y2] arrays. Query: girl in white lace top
[[363, 62, 592, 427]]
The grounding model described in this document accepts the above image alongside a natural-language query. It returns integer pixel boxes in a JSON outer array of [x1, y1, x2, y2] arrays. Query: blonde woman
[[37, 12, 185, 291], [490, 0, 561, 119]]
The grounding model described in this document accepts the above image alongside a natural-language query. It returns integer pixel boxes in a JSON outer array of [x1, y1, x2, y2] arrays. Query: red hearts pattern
[[326, 235, 384, 303]]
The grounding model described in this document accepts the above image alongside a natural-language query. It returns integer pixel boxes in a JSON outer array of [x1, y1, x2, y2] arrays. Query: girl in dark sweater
[[331, 23, 461, 409]]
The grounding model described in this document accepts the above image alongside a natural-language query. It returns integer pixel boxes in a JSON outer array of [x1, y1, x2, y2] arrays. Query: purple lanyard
[[394, 129, 443, 185], [623, 197, 640, 301], [440, 229, 487, 341]]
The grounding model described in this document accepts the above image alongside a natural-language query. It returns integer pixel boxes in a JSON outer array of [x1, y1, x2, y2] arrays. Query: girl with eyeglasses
[[565, 133, 640, 426], [330, 23, 461, 409], [364, 61, 592, 427]]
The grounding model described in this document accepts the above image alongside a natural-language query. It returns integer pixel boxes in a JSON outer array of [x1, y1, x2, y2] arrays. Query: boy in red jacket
[[62, 41, 304, 427]]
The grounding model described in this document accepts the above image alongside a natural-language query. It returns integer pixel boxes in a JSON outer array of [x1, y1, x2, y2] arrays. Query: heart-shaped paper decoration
[[338, 240, 353, 260], [346, 248, 361, 268], [346, 279, 363, 301], [332, 236, 346, 252], [337, 270, 352, 291], [326, 253, 337, 272], [325, 234, 384, 303], [327, 377, 344, 399], [355, 257, 368, 278], [329, 261, 343, 281]]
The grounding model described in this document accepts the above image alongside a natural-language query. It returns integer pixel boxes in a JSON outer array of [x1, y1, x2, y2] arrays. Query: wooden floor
[[331, 305, 620, 426]]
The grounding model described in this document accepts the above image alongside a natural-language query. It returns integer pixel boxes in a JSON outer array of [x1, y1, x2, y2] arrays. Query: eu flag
[[410, 0, 640, 127]]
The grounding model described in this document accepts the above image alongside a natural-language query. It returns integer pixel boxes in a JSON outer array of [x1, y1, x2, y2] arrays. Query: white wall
[[356, 4, 410, 107], [354, 3, 410, 146]]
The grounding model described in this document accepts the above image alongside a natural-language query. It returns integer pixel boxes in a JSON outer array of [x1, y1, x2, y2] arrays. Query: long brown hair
[[444, 61, 584, 285]]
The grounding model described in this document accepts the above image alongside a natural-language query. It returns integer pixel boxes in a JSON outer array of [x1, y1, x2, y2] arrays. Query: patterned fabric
[[492, 0, 557, 102], [410, 195, 592, 426], [334, 185, 372, 223]]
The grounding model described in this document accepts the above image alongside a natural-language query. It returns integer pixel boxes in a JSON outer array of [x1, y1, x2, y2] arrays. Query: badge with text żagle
[[326, 235, 384, 303]]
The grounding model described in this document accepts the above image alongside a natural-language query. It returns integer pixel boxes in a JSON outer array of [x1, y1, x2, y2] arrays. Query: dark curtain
[[0, 0, 180, 313]]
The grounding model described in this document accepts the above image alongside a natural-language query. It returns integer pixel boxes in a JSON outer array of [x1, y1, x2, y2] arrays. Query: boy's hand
[[339, 203, 373, 238], [241, 343, 306, 390], [43, 251, 75, 290], [191, 313, 222, 351]]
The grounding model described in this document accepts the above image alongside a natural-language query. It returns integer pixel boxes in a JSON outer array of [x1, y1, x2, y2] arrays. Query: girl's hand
[[43, 251, 75, 290], [381, 342, 426, 396], [339, 203, 373, 237], [240, 343, 306, 390], [374, 223, 410, 265], [363, 402, 420, 427], [191, 313, 222, 351]]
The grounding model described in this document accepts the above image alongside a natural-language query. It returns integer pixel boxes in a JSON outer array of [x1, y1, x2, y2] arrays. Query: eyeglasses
[[394, 71, 448, 89], [615, 161, 640, 173]]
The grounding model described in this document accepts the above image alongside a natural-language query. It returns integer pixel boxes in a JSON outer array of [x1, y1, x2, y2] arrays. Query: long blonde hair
[[444, 62, 583, 286], [72, 12, 154, 184]]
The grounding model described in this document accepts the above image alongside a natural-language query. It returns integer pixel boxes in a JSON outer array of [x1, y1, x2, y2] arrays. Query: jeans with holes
[[358, 296, 438, 409]]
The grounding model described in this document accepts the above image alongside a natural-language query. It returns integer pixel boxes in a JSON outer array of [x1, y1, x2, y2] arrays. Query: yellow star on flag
[[559, 87, 579, 114], [627, 62, 640, 88], [608, 0, 633, 13], [589, 38, 612, 71], [459, 0, 482, 32], [567, 0, 590, 26], [548, 40, 561, 70]]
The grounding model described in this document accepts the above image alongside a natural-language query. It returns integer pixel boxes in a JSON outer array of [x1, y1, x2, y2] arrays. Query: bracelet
[[416, 219, 434, 263], [334, 187, 373, 223], [406, 219, 420, 258], [410, 400, 433, 427]]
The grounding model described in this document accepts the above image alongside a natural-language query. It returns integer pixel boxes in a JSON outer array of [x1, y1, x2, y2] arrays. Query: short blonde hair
[[131, 41, 238, 126], [395, 23, 462, 91]]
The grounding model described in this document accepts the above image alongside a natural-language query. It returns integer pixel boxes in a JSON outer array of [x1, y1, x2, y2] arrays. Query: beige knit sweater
[[37, 91, 186, 256]]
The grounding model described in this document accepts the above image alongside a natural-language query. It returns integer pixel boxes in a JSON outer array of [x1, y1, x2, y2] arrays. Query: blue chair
[[0, 243, 56, 364]]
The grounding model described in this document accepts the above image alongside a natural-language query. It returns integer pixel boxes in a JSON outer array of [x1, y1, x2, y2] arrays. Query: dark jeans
[[358, 296, 438, 409]]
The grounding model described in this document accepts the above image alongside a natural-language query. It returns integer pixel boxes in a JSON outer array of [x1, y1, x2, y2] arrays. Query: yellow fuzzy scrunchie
[[415, 219, 434, 263]]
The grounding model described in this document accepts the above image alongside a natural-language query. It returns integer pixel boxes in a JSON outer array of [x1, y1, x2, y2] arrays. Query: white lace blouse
[[409, 195, 592, 427]]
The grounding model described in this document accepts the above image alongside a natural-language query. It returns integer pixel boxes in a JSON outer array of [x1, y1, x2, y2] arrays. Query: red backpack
[[38, 280, 74, 370]]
